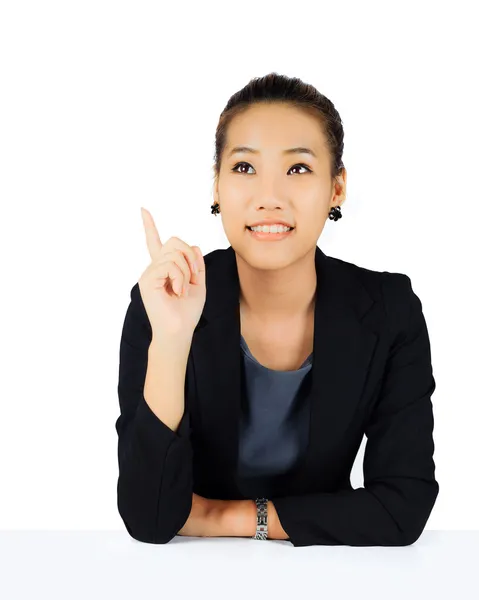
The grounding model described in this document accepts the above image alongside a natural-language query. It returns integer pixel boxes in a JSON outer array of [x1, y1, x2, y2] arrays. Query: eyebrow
[[227, 145, 318, 159]]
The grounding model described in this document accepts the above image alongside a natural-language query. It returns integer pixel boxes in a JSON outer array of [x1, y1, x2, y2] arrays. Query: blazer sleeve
[[271, 273, 439, 547], [115, 282, 194, 544]]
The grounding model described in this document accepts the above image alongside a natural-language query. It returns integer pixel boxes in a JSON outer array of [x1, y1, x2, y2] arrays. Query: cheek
[[221, 179, 245, 196]]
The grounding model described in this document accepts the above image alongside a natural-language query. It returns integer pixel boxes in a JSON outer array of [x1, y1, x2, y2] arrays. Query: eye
[[230, 162, 312, 175]]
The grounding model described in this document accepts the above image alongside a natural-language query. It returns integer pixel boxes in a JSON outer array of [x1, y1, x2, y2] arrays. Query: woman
[[115, 72, 439, 547]]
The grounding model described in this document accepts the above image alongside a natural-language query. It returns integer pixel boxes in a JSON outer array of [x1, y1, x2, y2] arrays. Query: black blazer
[[116, 245, 439, 547]]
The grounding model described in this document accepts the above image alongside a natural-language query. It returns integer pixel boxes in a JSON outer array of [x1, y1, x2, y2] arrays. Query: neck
[[236, 247, 317, 322]]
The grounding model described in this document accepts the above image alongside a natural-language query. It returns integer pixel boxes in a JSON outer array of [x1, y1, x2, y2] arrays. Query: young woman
[[115, 72, 439, 547]]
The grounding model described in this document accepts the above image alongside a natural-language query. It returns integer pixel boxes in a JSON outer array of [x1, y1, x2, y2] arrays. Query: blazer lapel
[[191, 245, 379, 498]]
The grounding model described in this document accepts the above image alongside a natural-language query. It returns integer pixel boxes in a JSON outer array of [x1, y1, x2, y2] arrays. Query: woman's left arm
[[265, 274, 440, 547]]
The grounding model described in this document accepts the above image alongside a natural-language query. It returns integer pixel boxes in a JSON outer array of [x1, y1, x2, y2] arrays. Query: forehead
[[225, 103, 327, 153]]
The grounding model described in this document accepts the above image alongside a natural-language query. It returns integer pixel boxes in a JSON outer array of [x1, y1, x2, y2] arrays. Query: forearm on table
[[216, 499, 289, 540]]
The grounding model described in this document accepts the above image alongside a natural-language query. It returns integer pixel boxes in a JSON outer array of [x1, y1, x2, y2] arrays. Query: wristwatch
[[252, 498, 268, 540]]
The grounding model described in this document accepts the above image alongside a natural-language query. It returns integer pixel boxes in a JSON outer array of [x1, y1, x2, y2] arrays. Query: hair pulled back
[[213, 72, 345, 182]]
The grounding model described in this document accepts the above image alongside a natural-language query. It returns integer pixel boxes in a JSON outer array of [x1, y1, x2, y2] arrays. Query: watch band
[[252, 497, 268, 540]]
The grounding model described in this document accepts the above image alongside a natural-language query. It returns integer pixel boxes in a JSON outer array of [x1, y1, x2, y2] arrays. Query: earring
[[211, 202, 221, 216], [328, 205, 342, 221]]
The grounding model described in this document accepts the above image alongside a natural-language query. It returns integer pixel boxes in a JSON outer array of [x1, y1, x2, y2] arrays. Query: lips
[[246, 225, 295, 231], [246, 227, 295, 241], [246, 220, 295, 228]]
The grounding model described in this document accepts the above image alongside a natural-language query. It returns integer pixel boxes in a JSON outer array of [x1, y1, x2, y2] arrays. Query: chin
[[237, 247, 297, 270]]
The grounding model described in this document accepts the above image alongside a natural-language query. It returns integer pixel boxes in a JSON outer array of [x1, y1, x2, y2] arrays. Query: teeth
[[250, 225, 292, 233]]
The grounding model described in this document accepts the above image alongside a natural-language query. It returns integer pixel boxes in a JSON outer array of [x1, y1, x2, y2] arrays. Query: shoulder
[[327, 254, 418, 336], [327, 253, 413, 300]]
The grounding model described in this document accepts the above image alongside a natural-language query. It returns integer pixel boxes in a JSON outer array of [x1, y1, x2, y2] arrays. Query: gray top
[[235, 334, 313, 499]]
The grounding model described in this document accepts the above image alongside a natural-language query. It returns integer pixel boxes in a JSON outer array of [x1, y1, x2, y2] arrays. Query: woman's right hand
[[138, 207, 206, 339]]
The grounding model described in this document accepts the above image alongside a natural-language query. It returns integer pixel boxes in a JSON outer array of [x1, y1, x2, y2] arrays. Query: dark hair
[[213, 72, 345, 182]]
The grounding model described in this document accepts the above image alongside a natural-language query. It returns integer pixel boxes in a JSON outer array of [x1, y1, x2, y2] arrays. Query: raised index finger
[[141, 207, 163, 262]]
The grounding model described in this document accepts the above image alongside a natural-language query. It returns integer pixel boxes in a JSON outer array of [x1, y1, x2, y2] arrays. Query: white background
[[0, 0, 477, 530]]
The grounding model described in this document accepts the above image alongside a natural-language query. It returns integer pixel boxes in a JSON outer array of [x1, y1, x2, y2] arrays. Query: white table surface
[[0, 531, 477, 599]]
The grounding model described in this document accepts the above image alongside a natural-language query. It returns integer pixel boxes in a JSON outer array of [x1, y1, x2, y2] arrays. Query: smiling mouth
[[245, 226, 295, 231]]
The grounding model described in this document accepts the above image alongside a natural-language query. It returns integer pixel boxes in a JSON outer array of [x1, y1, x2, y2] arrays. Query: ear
[[332, 167, 347, 204], [213, 176, 219, 204]]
